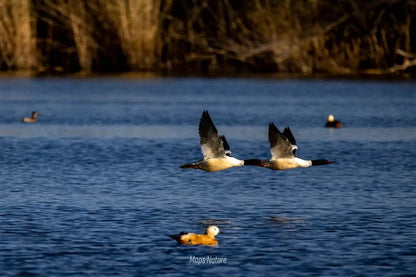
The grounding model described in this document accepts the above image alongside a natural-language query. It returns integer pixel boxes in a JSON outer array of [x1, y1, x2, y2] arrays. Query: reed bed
[[104, 0, 161, 70], [0, 0, 37, 70], [0, 0, 414, 75]]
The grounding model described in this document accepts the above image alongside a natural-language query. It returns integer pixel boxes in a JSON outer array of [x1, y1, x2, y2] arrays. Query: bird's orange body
[[170, 226, 220, 246]]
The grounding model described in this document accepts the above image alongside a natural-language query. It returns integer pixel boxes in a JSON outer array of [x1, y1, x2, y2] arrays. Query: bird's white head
[[206, 226, 220, 236], [327, 114, 335, 122]]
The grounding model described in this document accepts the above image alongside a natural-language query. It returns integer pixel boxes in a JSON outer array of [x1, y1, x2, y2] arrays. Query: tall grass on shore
[[67, 1, 96, 73], [0, 0, 37, 70], [104, 0, 162, 70], [0, 0, 414, 74], [161, 0, 415, 74], [41, 0, 98, 73]]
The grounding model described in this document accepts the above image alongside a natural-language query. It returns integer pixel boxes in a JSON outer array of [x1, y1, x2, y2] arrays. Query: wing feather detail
[[199, 111, 225, 158], [268, 122, 298, 159]]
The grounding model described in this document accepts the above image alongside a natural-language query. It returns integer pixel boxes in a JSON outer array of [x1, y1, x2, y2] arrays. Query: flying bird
[[180, 110, 262, 172], [262, 122, 335, 170]]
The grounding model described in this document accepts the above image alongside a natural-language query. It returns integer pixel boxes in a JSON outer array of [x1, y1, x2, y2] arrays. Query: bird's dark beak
[[312, 159, 335, 166]]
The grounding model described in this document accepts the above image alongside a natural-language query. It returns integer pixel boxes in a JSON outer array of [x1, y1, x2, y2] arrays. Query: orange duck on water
[[170, 226, 220, 246], [21, 111, 38, 123], [325, 114, 342, 128]]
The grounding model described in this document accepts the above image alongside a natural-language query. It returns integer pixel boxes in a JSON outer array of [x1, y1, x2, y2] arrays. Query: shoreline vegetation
[[0, 0, 415, 77]]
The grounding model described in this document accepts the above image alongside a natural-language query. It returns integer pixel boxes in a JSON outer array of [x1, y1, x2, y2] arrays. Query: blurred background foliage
[[0, 0, 415, 75]]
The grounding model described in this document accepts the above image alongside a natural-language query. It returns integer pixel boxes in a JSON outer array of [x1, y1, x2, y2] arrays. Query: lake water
[[0, 77, 415, 276]]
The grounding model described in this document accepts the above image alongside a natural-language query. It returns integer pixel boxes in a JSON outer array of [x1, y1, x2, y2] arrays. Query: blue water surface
[[0, 77, 415, 276]]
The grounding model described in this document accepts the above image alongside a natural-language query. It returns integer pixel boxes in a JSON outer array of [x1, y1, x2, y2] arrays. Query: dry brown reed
[[103, 0, 161, 70], [161, 0, 415, 74], [0, 0, 37, 70], [67, 1, 96, 73], [41, 0, 98, 73], [0, 0, 414, 74]]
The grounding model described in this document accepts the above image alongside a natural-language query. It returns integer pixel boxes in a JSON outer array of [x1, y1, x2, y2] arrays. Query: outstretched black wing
[[283, 127, 296, 146], [221, 135, 232, 156], [268, 122, 298, 159], [199, 110, 225, 158]]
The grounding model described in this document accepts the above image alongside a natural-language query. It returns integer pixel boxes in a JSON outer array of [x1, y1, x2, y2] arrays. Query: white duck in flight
[[180, 110, 262, 172], [262, 122, 335, 170]]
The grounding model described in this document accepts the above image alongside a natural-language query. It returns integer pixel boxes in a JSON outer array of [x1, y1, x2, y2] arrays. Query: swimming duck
[[21, 111, 38, 123], [170, 226, 220, 246], [262, 122, 335, 170], [325, 114, 342, 128], [180, 110, 262, 172]]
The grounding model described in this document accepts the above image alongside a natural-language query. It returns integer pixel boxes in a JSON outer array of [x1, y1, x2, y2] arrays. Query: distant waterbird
[[325, 114, 342, 128], [170, 225, 220, 246], [180, 110, 262, 172], [259, 122, 335, 170], [21, 111, 38, 123]]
